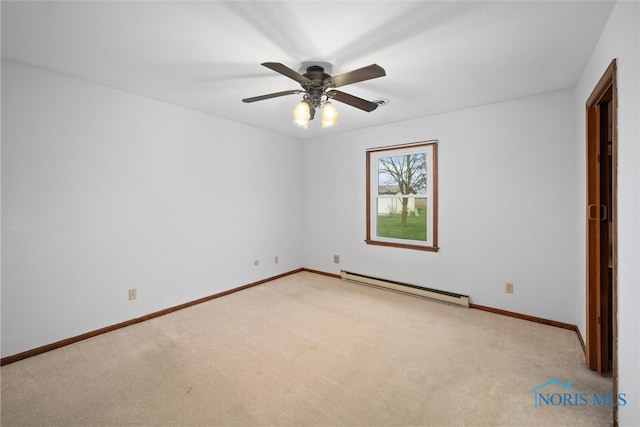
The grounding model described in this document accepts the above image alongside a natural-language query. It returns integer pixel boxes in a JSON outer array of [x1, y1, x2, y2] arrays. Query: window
[[366, 141, 438, 251]]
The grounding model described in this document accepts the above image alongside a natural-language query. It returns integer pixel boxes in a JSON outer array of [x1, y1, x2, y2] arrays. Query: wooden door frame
[[585, 59, 618, 421]]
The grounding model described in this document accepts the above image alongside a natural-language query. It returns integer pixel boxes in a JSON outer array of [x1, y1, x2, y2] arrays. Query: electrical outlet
[[129, 288, 137, 300], [505, 282, 514, 294], [333, 254, 340, 264], [274, 256, 279, 264]]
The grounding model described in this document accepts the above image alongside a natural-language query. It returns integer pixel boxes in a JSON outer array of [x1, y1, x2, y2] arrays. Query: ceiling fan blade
[[329, 91, 379, 112], [242, 89, 302, 103], [326, 64, 386, 88], [262, 62, 312, 85]]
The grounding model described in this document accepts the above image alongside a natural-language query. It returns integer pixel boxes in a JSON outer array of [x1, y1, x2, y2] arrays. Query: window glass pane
[[376, 197, 427, 241], [378, 154, 427, 195]]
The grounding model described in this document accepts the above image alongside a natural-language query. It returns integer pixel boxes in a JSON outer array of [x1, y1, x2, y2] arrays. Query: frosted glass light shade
[[321, 102, 339, 128], [292, 101, 311, 128]]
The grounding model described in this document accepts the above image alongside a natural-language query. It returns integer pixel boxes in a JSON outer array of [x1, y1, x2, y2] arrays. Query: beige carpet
[[1, 271, 612, 426]]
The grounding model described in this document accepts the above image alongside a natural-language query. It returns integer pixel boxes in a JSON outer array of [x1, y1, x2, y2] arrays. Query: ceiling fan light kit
[[243, 62, 386, 129]]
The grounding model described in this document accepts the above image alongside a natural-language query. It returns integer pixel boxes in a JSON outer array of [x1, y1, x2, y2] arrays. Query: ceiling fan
[[242, 62, 386, 128]]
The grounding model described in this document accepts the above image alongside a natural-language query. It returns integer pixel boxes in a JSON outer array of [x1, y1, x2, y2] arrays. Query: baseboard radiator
[[340, 270, 469, 308]]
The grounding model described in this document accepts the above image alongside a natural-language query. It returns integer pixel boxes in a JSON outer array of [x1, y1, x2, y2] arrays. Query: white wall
[[574, 2, 640, 425], [302, 89, 577, 324], [1, 60, 303, 357]]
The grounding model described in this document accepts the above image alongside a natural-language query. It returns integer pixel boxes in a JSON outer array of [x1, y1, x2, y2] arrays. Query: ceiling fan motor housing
[[301, 66, 333, 108], [303, 65, 331, 81]]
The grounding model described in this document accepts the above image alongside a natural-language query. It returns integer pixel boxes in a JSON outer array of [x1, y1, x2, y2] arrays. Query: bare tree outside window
[[378, 153, 427, 227]]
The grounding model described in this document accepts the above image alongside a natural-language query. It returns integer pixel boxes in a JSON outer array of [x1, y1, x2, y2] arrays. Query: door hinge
[[597, 316, 601, 325]]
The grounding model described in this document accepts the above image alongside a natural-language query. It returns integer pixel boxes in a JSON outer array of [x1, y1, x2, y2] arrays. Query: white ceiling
[[1, 1, 615, 139]]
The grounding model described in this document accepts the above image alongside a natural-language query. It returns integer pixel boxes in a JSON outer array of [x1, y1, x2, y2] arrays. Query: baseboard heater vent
[[340, 270, 469, 308]]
